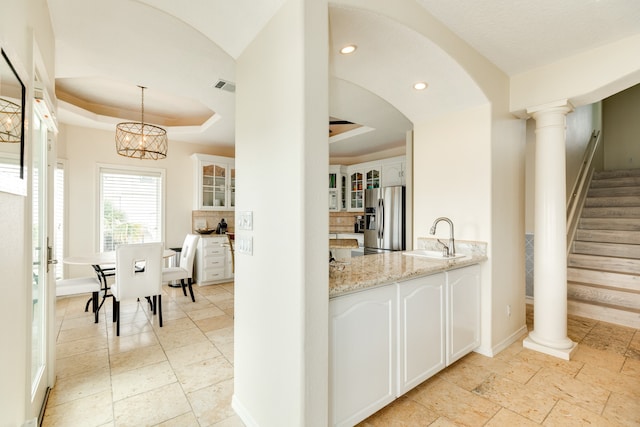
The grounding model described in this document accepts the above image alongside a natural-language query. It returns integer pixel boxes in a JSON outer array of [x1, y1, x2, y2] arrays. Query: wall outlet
[[507, 304, 512, 318]]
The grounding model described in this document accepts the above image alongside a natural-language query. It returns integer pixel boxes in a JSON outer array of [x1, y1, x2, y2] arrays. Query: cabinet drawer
[[203, 246, 225, 256], [202, 268, 226, 282], [202, 256, 226, 268]]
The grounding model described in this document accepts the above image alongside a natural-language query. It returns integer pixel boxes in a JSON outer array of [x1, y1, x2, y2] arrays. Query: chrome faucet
[[430, 217, 455, 257]]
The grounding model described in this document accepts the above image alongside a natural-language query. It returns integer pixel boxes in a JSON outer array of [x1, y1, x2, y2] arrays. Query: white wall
[[57, 124, 232, 278], [233, 0, 328, 425], [603, 83, 640, 170], [0, 0, 55, 424]]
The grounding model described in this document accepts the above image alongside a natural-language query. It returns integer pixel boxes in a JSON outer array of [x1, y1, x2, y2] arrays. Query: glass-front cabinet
[[348, 162, 380, 211], [192, 153, 235, 210]]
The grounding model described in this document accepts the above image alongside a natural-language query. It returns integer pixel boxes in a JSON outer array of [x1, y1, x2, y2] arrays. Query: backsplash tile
[[330, 211, 364, 234], [192, 211, 235, 233]]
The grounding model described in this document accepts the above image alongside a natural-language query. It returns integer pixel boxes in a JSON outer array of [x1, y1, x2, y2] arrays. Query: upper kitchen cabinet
[[347, 161, 381, 211], [381, 156, 406, 187], [192, 153, 235, 210], [329, 165, 347, 211]]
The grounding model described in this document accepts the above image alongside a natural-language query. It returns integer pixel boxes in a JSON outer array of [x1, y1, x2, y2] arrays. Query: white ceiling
[[47, 0, 640, 159]]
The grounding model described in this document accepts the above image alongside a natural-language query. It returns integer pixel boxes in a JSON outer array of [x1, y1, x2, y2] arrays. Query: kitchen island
[[329, 239, 487, 427]]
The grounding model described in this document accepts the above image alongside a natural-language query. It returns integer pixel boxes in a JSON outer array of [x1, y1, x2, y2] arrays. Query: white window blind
[[99, 165, 164, 252]]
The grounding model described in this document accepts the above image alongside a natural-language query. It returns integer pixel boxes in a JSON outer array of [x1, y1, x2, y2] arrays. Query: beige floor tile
[[113, 382, 191, 426], [485, 408, 540, 426], [427, 417, 460, 426], [214, 299, 235, 311], [217, 342, 235, 364], [187, 378, 236, 426], [602, 391, 640, 426], [527, 367, 610, 415], [409, 377, 500, 426], [43, 389, 114, 427], [626, 330, 640, 360], [472, 373, 557, 423], [436, 357, 494, 391], [621, 356, 640, 378], [109, 344, 167, 375], [195, 314, 235, 333], [566, 315, 597, 343], [206, 292, 234, 305], [48, 367, 112, 407], [187, 305, 226, 321], [154, 316, 198, 335], [212, 414, 246, 427], [56, 335, 108, 359], [60, 313, 105, 331], [174, 356, 234, 393], [111, 360, 177, 401], [156, 411, 200, 426], [157, 326, 210, 350], [513, 348, 584, 377], [572, 343, 626, 372], [543, 399, 618, 426], [57, 322, 108, 343], [206, 326, 234, 348], [165, 340, 222, 367], [358, 395, 438, 426], [107, 330, 159, 354], [55, 348, 110, 379], [577, 363, 640, 400], [582, 322, 635, 355]]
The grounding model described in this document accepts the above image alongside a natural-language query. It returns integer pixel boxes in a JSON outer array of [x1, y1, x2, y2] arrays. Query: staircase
[[567, 168, 640, 329]]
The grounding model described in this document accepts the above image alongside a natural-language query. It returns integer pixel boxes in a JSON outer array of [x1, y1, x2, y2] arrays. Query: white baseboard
[[232, 394, 259, 427], [475, 324, 528, 357]]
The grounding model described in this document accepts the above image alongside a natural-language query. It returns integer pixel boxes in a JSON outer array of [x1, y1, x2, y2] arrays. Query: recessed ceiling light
[[340, 44, 357, 55], [413, 82, 428, 91]]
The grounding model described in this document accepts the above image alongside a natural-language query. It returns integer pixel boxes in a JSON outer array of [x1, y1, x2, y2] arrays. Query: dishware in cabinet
[[347, 163, 380, 211], [192, 153, 235, 210]]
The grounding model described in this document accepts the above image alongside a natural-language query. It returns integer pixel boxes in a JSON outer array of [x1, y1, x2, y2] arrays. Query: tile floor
[[44, 282, 241, 427], [46, 286, 640, 427]]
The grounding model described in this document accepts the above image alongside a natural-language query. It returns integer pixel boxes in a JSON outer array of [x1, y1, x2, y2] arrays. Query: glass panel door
[[30, 110, 53, 419]]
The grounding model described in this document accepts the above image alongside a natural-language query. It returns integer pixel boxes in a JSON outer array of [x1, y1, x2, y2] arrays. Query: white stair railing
[[566, 130, 601, 256]]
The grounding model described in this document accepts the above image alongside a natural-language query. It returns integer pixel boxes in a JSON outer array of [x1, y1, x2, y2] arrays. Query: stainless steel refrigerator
[[364, 186, 406, 254]]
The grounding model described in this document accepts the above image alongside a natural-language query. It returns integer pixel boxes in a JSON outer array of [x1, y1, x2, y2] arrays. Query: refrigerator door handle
[[379, 198, 384, 241]]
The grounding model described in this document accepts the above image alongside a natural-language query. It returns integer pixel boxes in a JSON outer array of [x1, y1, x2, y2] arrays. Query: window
[[98, 164, 165, 252], [54, 161, 65, 279]]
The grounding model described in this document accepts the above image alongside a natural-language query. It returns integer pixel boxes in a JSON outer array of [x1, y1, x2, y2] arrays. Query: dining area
[[57, 234, 201, 336]]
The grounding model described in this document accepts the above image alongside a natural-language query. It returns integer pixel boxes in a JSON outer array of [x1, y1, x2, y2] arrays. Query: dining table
[[63, 248, 176, 317]]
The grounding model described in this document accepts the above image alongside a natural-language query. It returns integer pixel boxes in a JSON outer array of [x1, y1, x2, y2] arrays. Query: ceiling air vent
[[213, 79, 236, 93]]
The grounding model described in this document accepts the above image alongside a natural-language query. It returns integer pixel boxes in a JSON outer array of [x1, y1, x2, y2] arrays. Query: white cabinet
[[347, 162, 380, 211], [194, 236, 234, 285], [329, 284, 397, 427], [397, 273, 446, 395], [329, 165, 347, 211], [329, 264, 481, 426], [381, 156, 406, 187], [192, 153, 235, 210], [446, 265, 481, 365]]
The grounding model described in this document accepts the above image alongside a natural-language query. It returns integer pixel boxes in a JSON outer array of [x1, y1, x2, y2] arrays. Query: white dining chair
[[112, 242, 164, 336], [163, 234, 200, 302]]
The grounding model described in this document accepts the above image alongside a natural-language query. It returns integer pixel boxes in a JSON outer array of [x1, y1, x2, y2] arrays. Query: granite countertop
[[329, 238, 487, 298]]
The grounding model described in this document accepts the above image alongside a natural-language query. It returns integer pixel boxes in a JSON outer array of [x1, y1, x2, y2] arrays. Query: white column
[[523, 100, 578, 360]]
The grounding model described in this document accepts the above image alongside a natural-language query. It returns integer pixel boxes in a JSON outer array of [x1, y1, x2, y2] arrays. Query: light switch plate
[[237, 211, 253, 231], [236, 235, 253, 255]]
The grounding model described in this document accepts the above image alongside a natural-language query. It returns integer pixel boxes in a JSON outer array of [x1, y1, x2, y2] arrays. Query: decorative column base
[[523, 336, 577, 360]]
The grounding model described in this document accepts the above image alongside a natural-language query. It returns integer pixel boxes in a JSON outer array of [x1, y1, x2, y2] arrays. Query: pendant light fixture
[[0, 97, 21, 143], [115, 85, 168, 159]]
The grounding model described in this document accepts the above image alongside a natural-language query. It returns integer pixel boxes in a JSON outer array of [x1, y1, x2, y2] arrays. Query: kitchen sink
[[402, 249, 467, 260]]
